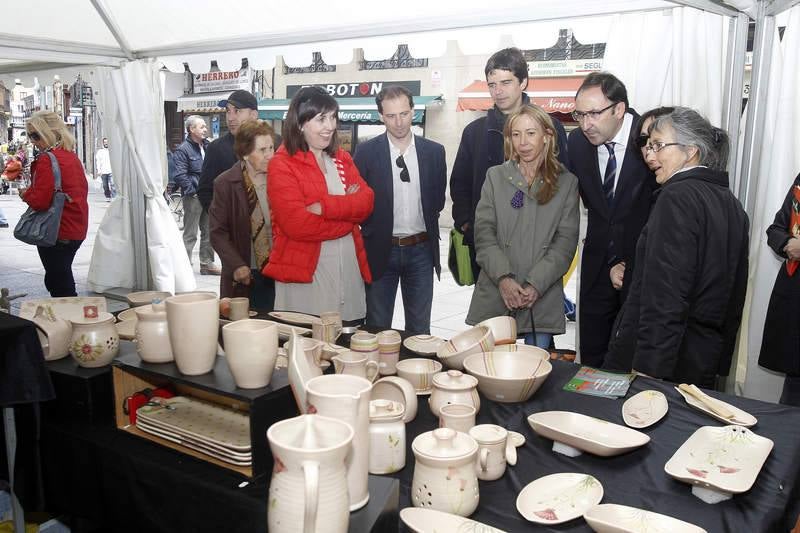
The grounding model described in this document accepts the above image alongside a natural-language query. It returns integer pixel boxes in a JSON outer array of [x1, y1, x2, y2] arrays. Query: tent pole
[[723, 13, 749, 194], [738, 0, 774, 219]]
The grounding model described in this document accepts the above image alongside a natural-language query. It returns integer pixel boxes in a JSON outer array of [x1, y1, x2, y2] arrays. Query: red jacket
[[264, 146, 373, 283], [23, 148, 89, 241]]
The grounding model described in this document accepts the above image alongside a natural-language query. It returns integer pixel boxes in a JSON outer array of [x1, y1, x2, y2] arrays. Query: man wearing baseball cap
[[197, 89, 259, 211]]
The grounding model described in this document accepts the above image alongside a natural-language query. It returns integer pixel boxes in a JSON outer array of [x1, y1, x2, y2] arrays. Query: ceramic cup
[[350, 331, 379, 364], [396, 358, 442, 393], [222, 319, 279, 388], [377, 329, 402, 375], [332, 350, 379, 383], [228, 297, 250, 321], [469, 424, 511, 481], [439, 403, 477, 434], [313, 312, 343, 344]]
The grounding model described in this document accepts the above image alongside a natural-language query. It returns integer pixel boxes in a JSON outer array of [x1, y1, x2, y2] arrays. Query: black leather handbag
[[14, 152, 70, 247]]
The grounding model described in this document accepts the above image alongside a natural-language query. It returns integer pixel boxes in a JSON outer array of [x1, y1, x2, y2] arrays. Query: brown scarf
[[241, 161, 270, 269]]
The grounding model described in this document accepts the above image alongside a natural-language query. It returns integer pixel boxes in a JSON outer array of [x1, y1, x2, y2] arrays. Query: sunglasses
[[395, 155, 410, 183], [28, 131, 41, 142], [635, 134, 649, 149]]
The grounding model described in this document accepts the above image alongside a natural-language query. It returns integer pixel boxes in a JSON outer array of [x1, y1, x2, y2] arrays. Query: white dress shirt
[[388, 135, 426, 237], [596, 112, 634, 193]]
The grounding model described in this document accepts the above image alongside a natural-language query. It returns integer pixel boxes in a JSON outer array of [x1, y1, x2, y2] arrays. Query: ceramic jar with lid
[[369, 399, 406, 474], [411, 428, 480, 517], [68, 311, 119, 368], [429, 370, 480, 417], [135, 303, 173, 363]]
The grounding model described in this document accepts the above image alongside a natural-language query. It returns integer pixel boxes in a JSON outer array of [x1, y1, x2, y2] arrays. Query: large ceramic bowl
[[477, 316, 517, 345], [436, 326, 494, 370], [492, 343, 550, 360], [462, 351, 552, 403]]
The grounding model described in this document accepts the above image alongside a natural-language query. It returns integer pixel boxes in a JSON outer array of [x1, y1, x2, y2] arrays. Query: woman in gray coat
[[466, 104, 579, 348]]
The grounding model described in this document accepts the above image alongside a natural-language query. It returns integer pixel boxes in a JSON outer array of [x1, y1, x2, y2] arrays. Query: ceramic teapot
[[332, 350, 379, 382], [267, 414, 353, 533], [305, 374, 372, 511], [31, 304, 71, 361], [411, 428, 480, 517], [429, 370, 480, 417], [68, 311, 119, 368]]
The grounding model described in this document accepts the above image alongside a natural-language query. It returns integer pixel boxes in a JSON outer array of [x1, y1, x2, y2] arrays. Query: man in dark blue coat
[[354, 86, 447, 334], [450, 47, 570, 278]]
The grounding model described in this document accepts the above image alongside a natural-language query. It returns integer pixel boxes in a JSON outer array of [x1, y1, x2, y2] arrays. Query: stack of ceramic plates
[[135, 396, 251, 466]]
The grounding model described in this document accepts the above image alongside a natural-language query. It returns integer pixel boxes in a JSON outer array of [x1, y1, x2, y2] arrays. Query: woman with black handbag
[[19, 111, 88, 297]]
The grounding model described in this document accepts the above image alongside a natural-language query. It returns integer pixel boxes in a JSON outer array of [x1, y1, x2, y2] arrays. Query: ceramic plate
[[528, 411, 650, 457], [116, 319, 136, 341], [136, 397, 251, 451], [508, 430, 526, 448], [136, 418, 252, 460], [399, 507, 507, 532], [674, 387, 757, 427], [117, 307, 140, 321], [19, 296, 108, 322], [136, 420, 252, 466], [664, 425, 773, 494], [517, 473, 603, 525], [268, 311, 319, 326], [622, 390, 668, 428], [403, 335, 446, 356], [584, 503, 707, 533]]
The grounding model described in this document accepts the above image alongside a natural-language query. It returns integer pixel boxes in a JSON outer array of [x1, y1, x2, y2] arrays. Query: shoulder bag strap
[[45, 151, 62, 191]]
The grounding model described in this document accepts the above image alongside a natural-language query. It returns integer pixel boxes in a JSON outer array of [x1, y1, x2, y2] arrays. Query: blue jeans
[[365, 242, 434, 335], [524, 332, 553, 349], [101, 173, 116, 199]]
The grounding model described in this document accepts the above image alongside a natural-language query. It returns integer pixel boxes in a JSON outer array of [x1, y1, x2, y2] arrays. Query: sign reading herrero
[[287, 80, 421, 98], [194, 68, 251, 94]]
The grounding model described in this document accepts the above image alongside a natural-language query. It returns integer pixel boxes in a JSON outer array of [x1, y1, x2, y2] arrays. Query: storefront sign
[[262, 108, 425, 124], [193, 68, 251, 94], [287, 80, 421, 98], [527, 59, 603, 77]]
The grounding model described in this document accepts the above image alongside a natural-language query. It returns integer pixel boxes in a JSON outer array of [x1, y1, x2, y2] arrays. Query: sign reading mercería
[[287, 81, 421, 98], [194, 68, 251, 94]]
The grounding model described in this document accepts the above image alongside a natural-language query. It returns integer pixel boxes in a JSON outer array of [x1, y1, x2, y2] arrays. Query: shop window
[[360, 44, 428, 71]]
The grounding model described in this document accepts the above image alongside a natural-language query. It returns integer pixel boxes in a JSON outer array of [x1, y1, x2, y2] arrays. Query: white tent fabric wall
[[88, 59, 195, 294], [602, 7, 726, 124], [741, 6, 800, 402]]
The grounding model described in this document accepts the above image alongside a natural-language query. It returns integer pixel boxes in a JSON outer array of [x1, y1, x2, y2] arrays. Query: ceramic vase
[[134, 303, 173, 363], [369, 399, 406, 474], [221, 319, 279, 389], [165, 292, 219, 375], [349, 332, 379, 364], [305, 374, 372, 511], [267, 414, 353, 533], [68, 312, 119, 368], [31, 304, 71, 361]]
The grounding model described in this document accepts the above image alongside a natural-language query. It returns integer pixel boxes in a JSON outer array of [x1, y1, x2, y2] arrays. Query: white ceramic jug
[[134, 303, 173, 363], [267, 414, 353, 533], [305, 374, 372, 511], [165, 292, 219, 375], [222, 319, 279, 389]]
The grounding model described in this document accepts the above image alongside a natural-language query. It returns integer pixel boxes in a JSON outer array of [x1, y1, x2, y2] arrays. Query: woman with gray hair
[[604, 107, 749, 388]]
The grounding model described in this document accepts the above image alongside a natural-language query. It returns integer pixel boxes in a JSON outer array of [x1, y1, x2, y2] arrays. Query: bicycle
[[168, 192, 185, 230]]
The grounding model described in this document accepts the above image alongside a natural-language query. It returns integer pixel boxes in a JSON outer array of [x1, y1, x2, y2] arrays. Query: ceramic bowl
[[126, 291, 172, 307], [462, 351, 552, 403], [492, 343, 550, 360], [436, 326, 494, 370], [372, 376, 418, 422], [396, 358, 442, 394], [477, 316, 517, 345]]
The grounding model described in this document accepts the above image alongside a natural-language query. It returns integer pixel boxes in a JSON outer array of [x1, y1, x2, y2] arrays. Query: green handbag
[[448, 228, 475, 286]]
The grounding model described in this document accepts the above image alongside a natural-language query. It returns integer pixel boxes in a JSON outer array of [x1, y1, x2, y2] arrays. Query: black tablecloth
[[390, 358, 800, 532], [0, 312, 54, 406]]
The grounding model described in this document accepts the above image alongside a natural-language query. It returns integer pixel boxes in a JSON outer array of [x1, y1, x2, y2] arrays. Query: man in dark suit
[[354, 86, 447, 334], [568, 72, 656, 367]]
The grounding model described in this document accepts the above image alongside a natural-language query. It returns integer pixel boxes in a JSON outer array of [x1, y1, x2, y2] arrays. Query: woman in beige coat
[[466, 104, 579, 348]]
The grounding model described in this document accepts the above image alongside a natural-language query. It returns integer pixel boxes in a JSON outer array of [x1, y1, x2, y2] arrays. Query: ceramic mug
[[228, 297, 250, 321], [377, 329, 402, 375], [439, 403, 477, 434], [350, 331, 379, 364], [469, 424, 511, 481], [221, 319, 279, 388], [332, 350, 379, 383], [313, 313, 342, 344]]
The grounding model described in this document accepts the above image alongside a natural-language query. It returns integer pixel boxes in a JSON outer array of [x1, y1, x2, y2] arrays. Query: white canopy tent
[[1, 0, 797, 394]]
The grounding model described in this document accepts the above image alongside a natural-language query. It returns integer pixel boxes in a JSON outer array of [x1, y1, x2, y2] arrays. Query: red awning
[[457, 77, 583, 114]]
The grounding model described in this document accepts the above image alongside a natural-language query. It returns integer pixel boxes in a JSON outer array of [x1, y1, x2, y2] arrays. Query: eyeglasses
[[28, 131, 41, 142], [395, 155, 410, 183], [571, 102, 618, 122], [644, 141, 684, 154], [635, 135, 649, 149]]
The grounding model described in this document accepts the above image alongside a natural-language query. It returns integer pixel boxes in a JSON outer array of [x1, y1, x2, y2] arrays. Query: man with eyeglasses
[[353, 85, 446, 334], [450, 47, 570, 281], [567, 72, 656, 368]]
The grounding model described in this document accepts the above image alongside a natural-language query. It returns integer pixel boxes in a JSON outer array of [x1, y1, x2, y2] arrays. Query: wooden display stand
[[112, 342, 297, 478]]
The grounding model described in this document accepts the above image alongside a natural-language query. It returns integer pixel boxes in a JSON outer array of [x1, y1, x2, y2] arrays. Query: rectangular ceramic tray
[[664, 425, 773, 494], [19, 296, 108, 321], [136, 419, 252, 466], [136, 415, 252, 458], [674, 386, 757, 427], [527, 411, 650, 456]]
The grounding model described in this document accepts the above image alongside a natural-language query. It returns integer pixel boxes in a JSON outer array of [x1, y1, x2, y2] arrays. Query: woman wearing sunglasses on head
[[19, 111, 89, 297], [604, 107, 748, 388]]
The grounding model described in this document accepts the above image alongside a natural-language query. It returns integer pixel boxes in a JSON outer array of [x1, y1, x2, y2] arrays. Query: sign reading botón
[[287, 80, 421, 99]]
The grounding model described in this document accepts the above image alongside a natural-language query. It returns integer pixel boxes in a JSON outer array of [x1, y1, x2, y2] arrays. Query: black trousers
[[37, 239, 83, 297], [579, 265, 623, 368]]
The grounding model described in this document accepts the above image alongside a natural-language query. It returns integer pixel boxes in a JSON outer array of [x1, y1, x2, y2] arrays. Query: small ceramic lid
[[469, 424, 508, 444], [369, 399, 405, 421], [413, 428, 478, 460], [432, 369, 478, 391], [69, 311, 115, 325]]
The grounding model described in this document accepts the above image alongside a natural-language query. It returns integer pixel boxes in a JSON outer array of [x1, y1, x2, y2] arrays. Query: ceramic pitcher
[[305, 374, 372, 511], [134, 303, 173, 363], [267, 414, 353, 533], [332, 350, 379, 383], [165, 292, 219, 375], [222, 319, 279, 389], [31, 304, 71, 361]]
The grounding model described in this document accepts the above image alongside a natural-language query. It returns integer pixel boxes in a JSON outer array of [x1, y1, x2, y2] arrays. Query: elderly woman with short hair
[[604, 107, 749, 388]]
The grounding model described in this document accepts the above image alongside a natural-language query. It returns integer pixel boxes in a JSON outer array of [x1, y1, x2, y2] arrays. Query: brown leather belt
[[392, 232, 428, 246]]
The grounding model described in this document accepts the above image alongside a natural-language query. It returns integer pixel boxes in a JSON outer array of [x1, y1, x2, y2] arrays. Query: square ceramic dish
[[527, 411, 650, 457], [664, 425, 773, 494], [19, 296, 108, 321]]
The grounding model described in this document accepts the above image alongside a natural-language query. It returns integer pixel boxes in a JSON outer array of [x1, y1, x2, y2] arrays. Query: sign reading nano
[[287, 81, 421, 99]]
